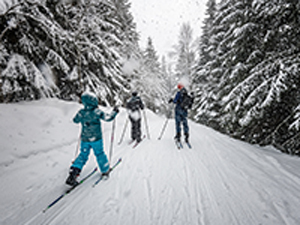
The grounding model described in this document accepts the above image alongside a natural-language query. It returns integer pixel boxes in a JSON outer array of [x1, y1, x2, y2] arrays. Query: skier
[[126, 91, 145, 143], [66, 91, 119, 186], [169, 83, 193, 144]]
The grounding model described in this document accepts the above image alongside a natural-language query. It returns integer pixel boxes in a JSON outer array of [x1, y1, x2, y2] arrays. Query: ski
[[175, 140, 183, 149], [92, 158, 122, 187], [43, 167, 97, 213], [185, 141, 192, 149], [128, 139, 135, 145], [132, 135, 146, 148]]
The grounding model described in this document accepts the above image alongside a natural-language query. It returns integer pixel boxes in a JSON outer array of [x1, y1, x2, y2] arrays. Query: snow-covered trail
[[1, 99, 300, 225]]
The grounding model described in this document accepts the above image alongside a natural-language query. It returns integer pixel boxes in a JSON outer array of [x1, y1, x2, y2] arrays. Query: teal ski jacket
[[73, 92, 118, 142]]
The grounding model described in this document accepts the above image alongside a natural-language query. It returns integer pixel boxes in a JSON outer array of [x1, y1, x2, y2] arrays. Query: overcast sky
[[129, 0, 207, 58]]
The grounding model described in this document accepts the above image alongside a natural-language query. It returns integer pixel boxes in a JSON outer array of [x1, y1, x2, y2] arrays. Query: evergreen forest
[[1, 0, 300, 155]]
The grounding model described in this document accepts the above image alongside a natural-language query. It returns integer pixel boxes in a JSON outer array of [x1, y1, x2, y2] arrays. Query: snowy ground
[[1, 99, 300, 225]]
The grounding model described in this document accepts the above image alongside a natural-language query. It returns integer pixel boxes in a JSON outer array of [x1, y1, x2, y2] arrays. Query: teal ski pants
[[72, 139, 109, 173]]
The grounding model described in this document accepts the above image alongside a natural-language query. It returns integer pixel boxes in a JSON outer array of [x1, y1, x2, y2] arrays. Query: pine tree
[[0, 1, 61, 102], [198, 0, 217, 66], [192, 0, 218, 123], [194, 0, 300, 154], [172, 22, 196, 89], [159, 56, 172, 115], [0, 0, 138, 105], [110, 0, 140, 60], [135, 37, 168, 113], [48, 0, 129, 105]]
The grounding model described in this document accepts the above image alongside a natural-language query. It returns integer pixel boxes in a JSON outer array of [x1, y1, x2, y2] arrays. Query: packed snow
[[1, 99, 300, 225]]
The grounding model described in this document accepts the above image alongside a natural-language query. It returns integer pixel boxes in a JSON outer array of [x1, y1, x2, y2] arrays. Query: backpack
[[179, 90, 194, 110], [127, 96, 144, 111]]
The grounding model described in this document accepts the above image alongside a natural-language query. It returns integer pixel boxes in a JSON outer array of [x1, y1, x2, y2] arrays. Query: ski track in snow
[[1, 99, 300, 225]]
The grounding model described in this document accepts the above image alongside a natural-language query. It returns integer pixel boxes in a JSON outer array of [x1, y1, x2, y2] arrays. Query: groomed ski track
[[1, 99, 300, 225]]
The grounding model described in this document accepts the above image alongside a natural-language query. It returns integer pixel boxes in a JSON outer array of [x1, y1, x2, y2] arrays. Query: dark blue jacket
[[173, 87, 188, 113]]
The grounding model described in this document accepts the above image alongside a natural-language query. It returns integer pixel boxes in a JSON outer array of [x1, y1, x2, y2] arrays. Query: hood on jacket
[[81, 92, 98, 108]]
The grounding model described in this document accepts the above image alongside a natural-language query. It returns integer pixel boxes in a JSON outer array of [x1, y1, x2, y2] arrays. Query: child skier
[[126, 91, 144, 143], [66, 91, 119, 186]]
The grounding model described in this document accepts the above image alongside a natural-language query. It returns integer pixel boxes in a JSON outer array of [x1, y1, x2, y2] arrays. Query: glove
[[113, 106, 119, 113], [168, 98, 173, 104]]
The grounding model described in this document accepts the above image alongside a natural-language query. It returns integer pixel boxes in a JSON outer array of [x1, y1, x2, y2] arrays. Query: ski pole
[[109, 103, 121, 161], [118, 118, 128, 145], [72, 133, 81, 163], [158, 117, 169, 140], [158, 104, 174, 140], [109, 118, 116, 162], [142, 109, 150, 139]]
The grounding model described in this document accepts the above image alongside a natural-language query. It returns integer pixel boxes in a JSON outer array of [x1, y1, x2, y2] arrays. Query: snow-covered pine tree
[[134, 37, 168, 113], [245, 0, 300, 151], [0, 44, 9, 102], [218, 0, 300, 147], [47, 0, 128, 105], [0, 0, 138, 105], [0, 1, 61, 102], [208, 0, 260, 133], [109, 0, 143, 104], [192, 0, 218, 124], [194, 0, 300, 154], [171, 22, 196, 89], [110, 0, 140, 60], [197, 0, 217, 67], [158, 56, 172, 115], [1, 54, 56, 102]]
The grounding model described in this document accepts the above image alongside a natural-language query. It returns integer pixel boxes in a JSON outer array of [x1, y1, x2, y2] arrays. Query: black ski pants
[[129, 117, 142, 142]]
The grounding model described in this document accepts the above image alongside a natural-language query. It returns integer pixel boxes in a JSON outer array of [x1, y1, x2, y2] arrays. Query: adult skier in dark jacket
[[169, 83, 191, 143], [66, 91, 119, 186], [126, 91, 144, 143]]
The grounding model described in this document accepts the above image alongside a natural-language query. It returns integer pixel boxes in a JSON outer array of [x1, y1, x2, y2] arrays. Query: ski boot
[[174, 133, 181, 142], [174, 133, 183, 149], [184, 132, 192, 148], [66, 167, 81, 186], [184, 133, 189, 143], [102, 168, 112, 180]]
